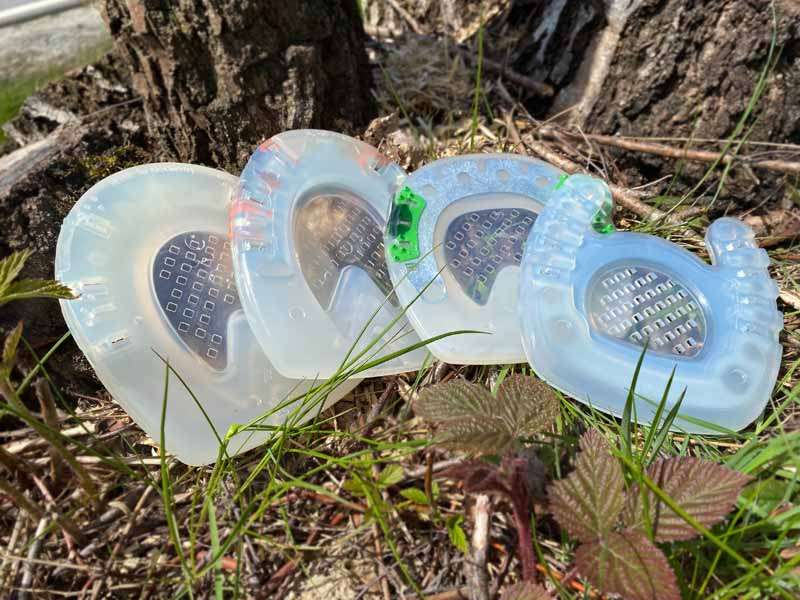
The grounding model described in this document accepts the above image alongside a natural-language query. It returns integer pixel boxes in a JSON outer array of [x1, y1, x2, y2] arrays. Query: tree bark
[[101, 0, 375, 171], [484, 0, 799, 207]]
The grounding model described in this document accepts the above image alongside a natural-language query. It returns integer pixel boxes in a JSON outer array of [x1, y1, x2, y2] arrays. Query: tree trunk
[[565, 0, 800, 208], [484, 0, 799, 209], [101, 0, 375, 171]]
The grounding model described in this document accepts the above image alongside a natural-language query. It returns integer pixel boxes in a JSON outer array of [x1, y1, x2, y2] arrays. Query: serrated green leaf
[[500, 581, 553, 600], [2, 321, 23, 371], [343, 477, 365, 496], [439, 460, 510, 495], [415, 379, 497, 422], [0, 249, 32, 297], [548, 429, 625, 542], [575, 530, 679, 600], [416, 379, 512, 453], [399, 488, 429, 505], [446, 515, 468, 554], [415, 376, 558, 455], [0, 279, 76, 307], [377, 464, 404, 488], [496, 374, 560, 437], [622, 456, 752, 542], [435, 418, 515, 454]]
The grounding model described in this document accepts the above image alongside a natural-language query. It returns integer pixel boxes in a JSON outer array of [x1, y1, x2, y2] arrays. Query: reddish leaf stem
[[510, 485, 537, 581]]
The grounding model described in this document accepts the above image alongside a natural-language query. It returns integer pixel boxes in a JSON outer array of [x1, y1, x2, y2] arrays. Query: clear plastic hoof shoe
[[519, 174, 783, 432], [229, 130, 428, 379], [384, 154, 564, 364], [56, 164, 358, 465]]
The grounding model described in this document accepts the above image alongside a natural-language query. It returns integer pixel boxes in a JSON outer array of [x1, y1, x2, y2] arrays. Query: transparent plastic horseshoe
[[519, 174, 783, 431], [56, 164, 359, 465], [384, 154, 564, 364], [229, 130, 427, 379]]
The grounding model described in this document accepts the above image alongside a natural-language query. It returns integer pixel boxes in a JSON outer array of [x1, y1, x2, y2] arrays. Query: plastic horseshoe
[[385, 154, 564, 364], [519, 174, 783, 431], [229, 130, 427, 379], [56, 164, 359, 464]]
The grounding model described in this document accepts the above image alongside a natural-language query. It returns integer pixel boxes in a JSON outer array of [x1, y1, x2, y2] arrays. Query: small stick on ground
[[460, 50, 554, 97], [386, 0, 423, 34], [540, 126, 800, 175], [372, 521, 393, 600], [35, 379, 65, 484], [520, 133, 672, 223], [467, 494, 491, 600], [362, 378, 398, 437], [744, 209, 800, 248], [18, 516, 48, 600], [0, 512, 25, 591]]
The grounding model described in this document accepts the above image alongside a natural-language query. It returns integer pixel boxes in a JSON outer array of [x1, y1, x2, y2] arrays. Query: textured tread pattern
[[587, 265, 706, 357], [444, 207, 537, 305], [153, 231, 239, 371], [294, 193, 394, 309]]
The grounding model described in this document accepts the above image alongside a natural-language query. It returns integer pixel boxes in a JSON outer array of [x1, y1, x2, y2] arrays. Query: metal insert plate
[[443, 207, 537, 305], [153, 231, 240, 370], [587, 264, 707, 357], [294, 192, 395, 309]]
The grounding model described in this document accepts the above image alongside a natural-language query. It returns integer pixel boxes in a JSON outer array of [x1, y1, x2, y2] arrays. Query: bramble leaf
[[2, 321, 23, 372], [575, 530, 679, 600], [439, 459, 510, 496], [0, 279, 76, 307], [415, 379, 495, 422], [496, 374, 560, 438], [377, 464, 405, 488], [416, 380, 515, 453], [446, 515, 468, 553], [0, 249, 32, 297], [548, 429, 625, 542], [500, 581, 553, 600], [622, 456, 752, 542], [399, 487, 429, 505], [415, 376, 558, 454]]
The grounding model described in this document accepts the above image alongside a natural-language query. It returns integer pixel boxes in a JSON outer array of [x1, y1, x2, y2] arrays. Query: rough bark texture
[[482, 0, 799, 208], [487, 0, 606, 101], [578, 0, 800, 205], [0, 57, 148, 392], [585, 0, 800, 142], [2, 53, 133, 149], [101, 0, 375, 171]]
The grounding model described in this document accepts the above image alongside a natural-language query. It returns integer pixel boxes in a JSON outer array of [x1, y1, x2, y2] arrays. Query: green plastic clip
[[388, 186, 426, 262], [592, 198, 615, 234], [554, 174, 614, 234]]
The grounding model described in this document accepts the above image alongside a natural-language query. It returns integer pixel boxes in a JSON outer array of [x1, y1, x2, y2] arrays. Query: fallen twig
[[461, 50, 554, 97], [34, 379, 64, 484], [505, 116, 799, 247], [519, 132, 673, 223], [386, 0, 423, 34], [541, 126, 800, 175], [17, 517, 47, 600], [744, 209, 800, 248], [467, 494, 491, 600]]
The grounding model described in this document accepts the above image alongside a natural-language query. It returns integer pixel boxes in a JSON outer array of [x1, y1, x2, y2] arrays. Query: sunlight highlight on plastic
[[385, 154, 564, 364], [56, 164, 358, 465], [230, 130, 427, 379], [519, 174, 783, 431]]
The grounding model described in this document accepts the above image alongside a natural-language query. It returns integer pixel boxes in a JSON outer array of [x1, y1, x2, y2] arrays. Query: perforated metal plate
[[443, 207, 537, 305], [521, 173, 784, 432], [153, 231, 240, 370], [294, 192, 395, 309], [587, 265, 707, 357]]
